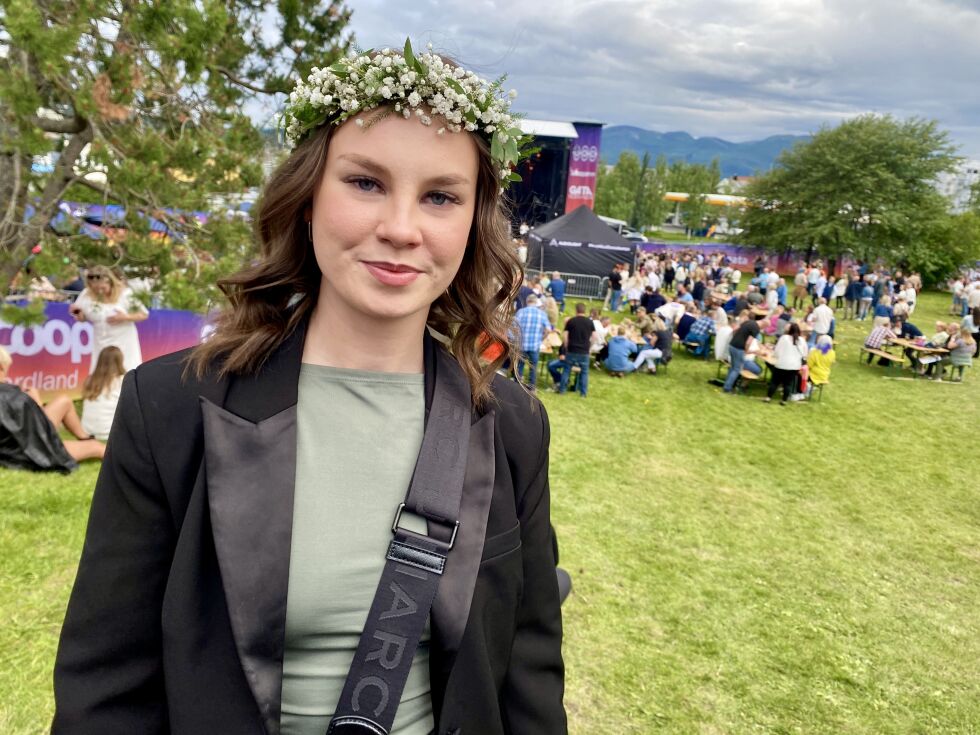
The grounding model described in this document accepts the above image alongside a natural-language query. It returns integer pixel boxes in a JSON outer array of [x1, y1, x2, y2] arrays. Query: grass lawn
[[2, 291, 979, 733]]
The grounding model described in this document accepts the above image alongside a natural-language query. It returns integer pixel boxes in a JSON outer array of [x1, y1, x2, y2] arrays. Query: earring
[[307, 221, 313, 243]]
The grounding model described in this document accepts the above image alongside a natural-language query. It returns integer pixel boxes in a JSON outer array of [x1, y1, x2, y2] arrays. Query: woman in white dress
[[69, 266, 149, 372]]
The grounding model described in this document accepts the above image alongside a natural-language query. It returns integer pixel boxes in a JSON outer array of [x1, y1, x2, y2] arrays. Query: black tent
[[526, 205, 637, 277]]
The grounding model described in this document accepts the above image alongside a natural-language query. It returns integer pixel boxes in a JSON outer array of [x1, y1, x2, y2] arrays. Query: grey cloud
[[341, 0, 980, 152]]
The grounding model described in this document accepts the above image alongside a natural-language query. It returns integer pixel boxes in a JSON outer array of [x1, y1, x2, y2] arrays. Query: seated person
[[640, 286, 666, 313], [675, 308, 697, 341], [863, 323, 898, 364], [80, 346, 126, 441], [0, 347, 105, 472], [634, 306, 655, 335], [631, 331, 663, 374], [896, 320, 923, 340], [920, 322, 950, 377], [807, 334, 836, 389], [746, 285, 764, 306], [603, 326, 639, 377], [686, 312, 716, 356]]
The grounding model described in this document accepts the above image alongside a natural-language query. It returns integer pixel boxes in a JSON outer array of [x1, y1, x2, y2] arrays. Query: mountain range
[[599, 126, 810, 178]]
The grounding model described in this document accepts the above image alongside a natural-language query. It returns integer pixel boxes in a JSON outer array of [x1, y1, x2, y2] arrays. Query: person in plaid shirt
[[513, 294, 554, 388], [686, 312, 716, 357], [863, 323, 897, 365]]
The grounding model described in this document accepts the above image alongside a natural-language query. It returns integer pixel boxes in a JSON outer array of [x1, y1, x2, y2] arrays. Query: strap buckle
[[391, 502, 460, 550]]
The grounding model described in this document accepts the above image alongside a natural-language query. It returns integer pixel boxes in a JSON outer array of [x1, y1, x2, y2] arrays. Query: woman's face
[[87, 275, 111, 297], [309, 110, 479, 326]]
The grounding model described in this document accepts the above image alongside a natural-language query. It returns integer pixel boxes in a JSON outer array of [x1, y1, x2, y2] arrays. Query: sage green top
[[280, 364, 433, 735]]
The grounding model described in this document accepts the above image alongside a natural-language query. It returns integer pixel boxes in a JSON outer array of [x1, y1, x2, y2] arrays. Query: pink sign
[[1, 302, 206, 399], [565, 123, 602, 213]]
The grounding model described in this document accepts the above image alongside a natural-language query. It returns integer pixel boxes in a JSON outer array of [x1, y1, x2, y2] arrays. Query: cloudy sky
[[334, 0, 980, 157]]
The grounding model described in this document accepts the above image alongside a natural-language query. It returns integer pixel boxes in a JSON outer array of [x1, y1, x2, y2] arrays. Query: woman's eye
[[351, 177, 379, 193], [426, 191, 457, 207]]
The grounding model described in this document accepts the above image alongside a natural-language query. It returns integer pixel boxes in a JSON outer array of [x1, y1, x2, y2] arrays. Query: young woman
[[69, 265, 149, 372], [53, 44, 566, 735], [764, 322, 808, 404], [80, 346, 126, 441]]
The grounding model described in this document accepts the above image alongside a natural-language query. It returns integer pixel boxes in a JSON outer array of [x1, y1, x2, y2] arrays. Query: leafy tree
[[737, 114, 959, 268], [594, 152, 670, 231], [667, 159, 720, 235], [0, 0, 353, 311]]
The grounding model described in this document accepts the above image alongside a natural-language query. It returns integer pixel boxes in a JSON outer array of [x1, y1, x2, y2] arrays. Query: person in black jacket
[[53, 45, 566, 735]]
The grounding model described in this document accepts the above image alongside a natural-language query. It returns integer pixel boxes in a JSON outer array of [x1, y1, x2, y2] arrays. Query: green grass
[[2, 291, 979, 733]]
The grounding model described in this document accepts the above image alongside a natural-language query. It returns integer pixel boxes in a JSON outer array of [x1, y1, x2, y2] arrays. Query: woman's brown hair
[[82, 346, 126, 401], [187, 108, 522, 407]]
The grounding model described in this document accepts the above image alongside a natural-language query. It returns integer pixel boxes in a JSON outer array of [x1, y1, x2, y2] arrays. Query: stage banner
[[1, 302, 207, 399], [564, 123, 602, 213]]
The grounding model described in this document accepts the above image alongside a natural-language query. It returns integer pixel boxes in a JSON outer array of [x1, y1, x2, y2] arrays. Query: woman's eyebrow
[[337, 154, 471, 187]]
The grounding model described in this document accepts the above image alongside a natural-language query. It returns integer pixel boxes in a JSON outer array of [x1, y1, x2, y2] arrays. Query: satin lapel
[[428, 410, 496, 666], [203, 400, 296, 735], [201, 320, 306, 735]]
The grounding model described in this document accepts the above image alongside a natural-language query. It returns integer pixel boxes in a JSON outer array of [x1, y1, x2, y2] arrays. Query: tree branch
[[213, 65, 281, 95], [28, 115, 88, 134]]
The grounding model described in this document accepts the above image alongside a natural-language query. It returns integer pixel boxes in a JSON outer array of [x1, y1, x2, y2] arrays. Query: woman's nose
[[375, 197, 422, 249]]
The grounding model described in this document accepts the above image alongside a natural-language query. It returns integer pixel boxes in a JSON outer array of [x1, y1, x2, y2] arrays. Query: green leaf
[[491, 133, 504, 163], [403, 38, 415, 69], [446, 78, 465, 96], [507, 172, 522, 182]]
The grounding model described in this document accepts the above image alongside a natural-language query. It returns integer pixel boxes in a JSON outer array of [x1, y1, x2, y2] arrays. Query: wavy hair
[[187, 112, 521, 407]]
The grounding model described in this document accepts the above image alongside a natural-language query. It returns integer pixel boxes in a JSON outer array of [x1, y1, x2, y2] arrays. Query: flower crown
[[283, 39, 531, 185]]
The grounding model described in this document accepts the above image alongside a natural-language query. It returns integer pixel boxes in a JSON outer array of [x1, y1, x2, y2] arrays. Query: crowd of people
[[509, 250, 978, 400]]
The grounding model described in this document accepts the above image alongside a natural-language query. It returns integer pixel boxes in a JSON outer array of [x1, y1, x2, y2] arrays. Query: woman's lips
[[362, 261, 422, 287]]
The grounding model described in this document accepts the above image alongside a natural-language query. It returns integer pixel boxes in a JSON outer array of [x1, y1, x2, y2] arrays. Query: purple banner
[[639, 242, 847, 276], [1, 302, 206, 399], [565, 123, 602, 213]]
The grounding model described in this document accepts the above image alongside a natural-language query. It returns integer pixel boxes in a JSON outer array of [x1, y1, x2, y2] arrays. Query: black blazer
[[52, 324, 567, 735]]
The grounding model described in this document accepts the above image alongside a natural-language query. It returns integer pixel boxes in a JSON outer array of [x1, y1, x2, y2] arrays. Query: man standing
[[608, 264, 624, 313], [558, 303, 595, 397], [513, 295, 553, 390], [809, 297, 835, 347], [548, 271, 566, 313]]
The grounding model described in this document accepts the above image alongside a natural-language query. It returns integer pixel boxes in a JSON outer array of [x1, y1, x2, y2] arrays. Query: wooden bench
[[808, 379, 829, 401], [860, 346, 906, 367]]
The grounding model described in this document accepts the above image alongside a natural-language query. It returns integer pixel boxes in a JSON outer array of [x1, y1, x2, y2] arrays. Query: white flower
[[437, 127, 446, 135], [381, 86, 392, 99], [508, 89, 517, 99], [407, 91, 421, 107], [355, 118, 364, 127], [485, 125, 495, 133]]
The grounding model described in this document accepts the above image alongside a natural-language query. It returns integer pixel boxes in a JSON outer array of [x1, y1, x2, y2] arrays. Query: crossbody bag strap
[[327, 347, 473, 735]]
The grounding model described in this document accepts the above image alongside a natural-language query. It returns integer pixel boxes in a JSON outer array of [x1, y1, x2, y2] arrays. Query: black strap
[[327, 346, 472, 735]]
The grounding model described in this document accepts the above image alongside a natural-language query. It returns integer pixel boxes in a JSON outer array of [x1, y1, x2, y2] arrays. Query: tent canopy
[[526, 206, 636, 277]]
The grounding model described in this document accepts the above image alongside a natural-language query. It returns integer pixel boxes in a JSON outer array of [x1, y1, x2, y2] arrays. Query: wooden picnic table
[[887, 337, 948, 354]]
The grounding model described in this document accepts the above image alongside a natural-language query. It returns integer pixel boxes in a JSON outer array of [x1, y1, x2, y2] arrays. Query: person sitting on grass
[[806, 334, 836, 393], [0, 346, 105, 472], [80, 346, 127, 441], [603, 326, 638, 377], [764, 323, 808, 405]]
